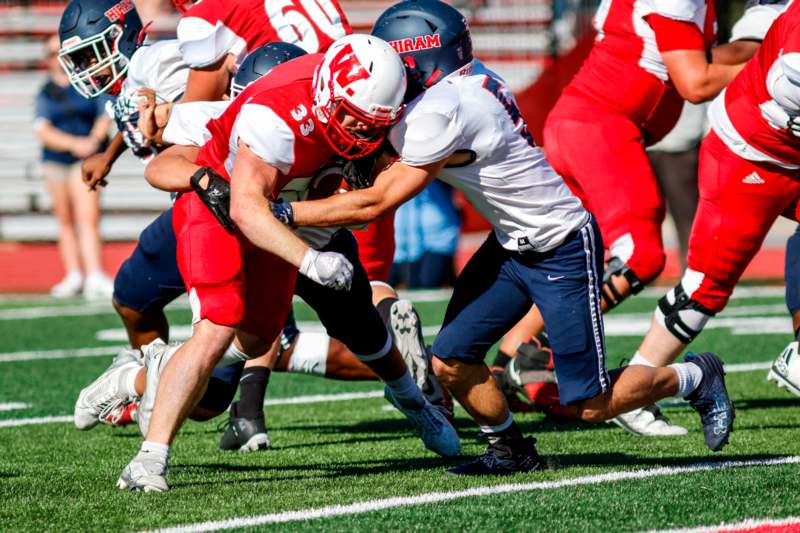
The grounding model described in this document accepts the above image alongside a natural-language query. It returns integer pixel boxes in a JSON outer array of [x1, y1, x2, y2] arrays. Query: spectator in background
[[34, 35, 113, 299], [646, 102, 707, 268], [389, 181, 460, 288]]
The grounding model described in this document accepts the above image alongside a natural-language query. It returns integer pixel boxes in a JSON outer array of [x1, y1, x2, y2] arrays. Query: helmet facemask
[[316, 95, 398, 159], [58, 23, 129, 97]]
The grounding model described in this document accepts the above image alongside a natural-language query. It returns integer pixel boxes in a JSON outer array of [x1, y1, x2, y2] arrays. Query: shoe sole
[[238, 434, 271, 452], [608, 415, 688, 437], [768, 367, 800, 397], [391, 300, 428, 389], [116, 476, 169, 493]]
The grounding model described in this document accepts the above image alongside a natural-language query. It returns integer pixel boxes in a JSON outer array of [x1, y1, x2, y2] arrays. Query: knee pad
[[654, 283, 715, 344], [601, 257, 644, 310]]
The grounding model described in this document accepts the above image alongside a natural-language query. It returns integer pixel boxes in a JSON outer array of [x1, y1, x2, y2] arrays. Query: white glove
[[789, 115, 800, 138], [299, 249, 354, 290]]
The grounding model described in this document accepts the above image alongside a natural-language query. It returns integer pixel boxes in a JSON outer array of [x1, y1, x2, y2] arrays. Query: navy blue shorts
[[432, 218, 610, 405], [113, 209, 186, 313], [295, 230, 390, 359]]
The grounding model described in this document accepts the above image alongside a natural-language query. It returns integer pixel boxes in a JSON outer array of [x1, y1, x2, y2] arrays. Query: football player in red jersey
[[115, 35, 459, 492], [627, 0, 800, 394], [491, 0, 765, 435]]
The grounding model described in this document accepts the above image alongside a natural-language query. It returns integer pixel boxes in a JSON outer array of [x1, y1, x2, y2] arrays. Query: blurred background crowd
[[0, 0, 778, 297]]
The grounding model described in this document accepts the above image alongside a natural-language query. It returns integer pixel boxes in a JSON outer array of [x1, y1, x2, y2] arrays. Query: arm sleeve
[[232, 104, 296, 175], [645, 14, 706, 52], [731, 4, 787, 42], [177, 17, 244, 68], [389, 109, 464, 167], [162, 101, 230, 146]]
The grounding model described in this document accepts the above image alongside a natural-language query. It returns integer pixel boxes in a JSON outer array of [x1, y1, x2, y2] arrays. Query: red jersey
[[709, 1, 800, 170], [195, 53, 337, 193], [177, 0, 352, 68], [564, 0, 716, 143]]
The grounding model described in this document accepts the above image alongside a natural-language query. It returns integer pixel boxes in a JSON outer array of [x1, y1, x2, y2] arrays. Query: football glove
[[270, 198, 294, 226], [112, 91, 157, 160], [789, 114, 800, 138], [190, 167, 235, 233], [299, 249, 353, 290], [341, 153, 378, 190]]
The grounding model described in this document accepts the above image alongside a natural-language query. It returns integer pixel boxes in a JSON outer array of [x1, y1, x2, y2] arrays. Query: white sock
[[480, 413, 514, 434], [385, 371, 425, 409], [64, 270, 83, 283], [123, 366, 141, 399], [670, 362, 703, 398], [216, 343, 250, 368], [629, 351, 656, 367], [140, 440, 170, 460]]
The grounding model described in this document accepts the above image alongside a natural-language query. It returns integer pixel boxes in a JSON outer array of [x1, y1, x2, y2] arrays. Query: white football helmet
[[312, 34, 406, 159]]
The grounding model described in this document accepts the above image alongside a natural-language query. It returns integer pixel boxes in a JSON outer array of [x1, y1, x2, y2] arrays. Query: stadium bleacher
[[0, 0, 589, 241]]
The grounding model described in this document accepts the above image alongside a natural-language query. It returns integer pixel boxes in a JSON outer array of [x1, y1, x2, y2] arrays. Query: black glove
[[190, 167, 235, 232], [341, 152, 378, 190], [270, 198, 294, 226]]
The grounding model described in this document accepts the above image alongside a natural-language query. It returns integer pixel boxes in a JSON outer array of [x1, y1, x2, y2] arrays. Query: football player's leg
[[119, 193, 245, 492], [771, 223, 800, 396], [113, 208, 186, 349], [356, 214, 445, 402], [637, 131, 800, 367], [432, 234, 542, 474], [546, 100, 667, 311], [275, 311, 377, 380], [297, 230, 458, 457]]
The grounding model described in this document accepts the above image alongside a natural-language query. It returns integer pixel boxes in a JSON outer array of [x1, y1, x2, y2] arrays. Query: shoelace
[[96, 397, 126, 423]]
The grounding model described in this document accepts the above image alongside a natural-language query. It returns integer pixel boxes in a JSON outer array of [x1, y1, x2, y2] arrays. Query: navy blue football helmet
[[230, 42, 307, 99], [58, 0, 144, 98], [371, 0, 473, 101]]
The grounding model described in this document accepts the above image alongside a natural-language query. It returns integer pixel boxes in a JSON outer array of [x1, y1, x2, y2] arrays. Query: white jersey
[[123, 39, 189, 104], [731, 1, 792, 42], [162, 100, 229, 147], [389, 61, 589, 253]]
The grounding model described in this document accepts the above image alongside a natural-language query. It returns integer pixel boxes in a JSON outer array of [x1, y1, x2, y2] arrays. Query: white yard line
[[0, 391, 385, 429], [644, 516, 800, 533], [141, 456, 800, 533], [0, 402, 30, 411], [0, 415, 72, 428], [0, 345, 125, 362]]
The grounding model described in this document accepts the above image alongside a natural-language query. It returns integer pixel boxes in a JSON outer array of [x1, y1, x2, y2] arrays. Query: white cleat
[[384, 387, 461, 457], [137, 339, 182, 437], [610, 404, 688, 436], [767, 341, 800, 396], [116, 451, 169, 493], [390, 300, 448, 406], [74, 350, 142, 430]]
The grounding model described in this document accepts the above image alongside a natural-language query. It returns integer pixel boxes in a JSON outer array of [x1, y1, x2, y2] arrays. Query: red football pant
[[354, 211, 395, 284], [684, 130, 800, 313], [543, 94, 667, 284], [172, 191, 296, 341]]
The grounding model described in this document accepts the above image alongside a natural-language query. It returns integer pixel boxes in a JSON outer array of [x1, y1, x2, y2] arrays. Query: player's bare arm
[[144, 144, 200, 191], [290, 158, 446, 227], [230, 141, 314, 266], [82, 131, 127, 190], [662, 49, 745, 104], [711, 40, 761, 65], [181, 55, 238, 102]]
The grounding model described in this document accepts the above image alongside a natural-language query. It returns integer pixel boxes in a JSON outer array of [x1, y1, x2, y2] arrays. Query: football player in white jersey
[[282, 0, 736, 473]]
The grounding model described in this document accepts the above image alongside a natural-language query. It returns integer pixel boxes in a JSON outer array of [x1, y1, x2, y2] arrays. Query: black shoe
[[685, 352, 735, 452], [219, 401, 271, 452], [447, 436, 544, 476]]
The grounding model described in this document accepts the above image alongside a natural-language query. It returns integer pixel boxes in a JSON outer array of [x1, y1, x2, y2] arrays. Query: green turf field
[[2, 287, 800, 532]]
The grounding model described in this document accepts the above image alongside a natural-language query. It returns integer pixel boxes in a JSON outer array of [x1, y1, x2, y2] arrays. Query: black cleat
[[447, 436, 544, 476], [219, 401, 271, 452], [685, 352, 735, 452]]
